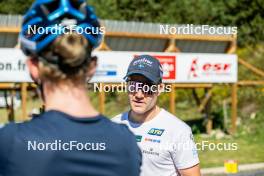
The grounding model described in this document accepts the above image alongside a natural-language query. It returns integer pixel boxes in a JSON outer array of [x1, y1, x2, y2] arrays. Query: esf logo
[[148, 128, 165, 136]]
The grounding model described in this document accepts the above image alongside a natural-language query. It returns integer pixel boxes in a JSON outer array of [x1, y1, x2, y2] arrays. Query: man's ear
[[86, 56, 98, 81], [157, 83, 165, 96], [26, 58, 40, 82]]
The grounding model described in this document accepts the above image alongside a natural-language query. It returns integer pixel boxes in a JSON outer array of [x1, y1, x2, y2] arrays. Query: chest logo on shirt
[[136, 135, 142, 142], [142, 148, 160, 156], [147, 128, 165, 136], [144, 138, 161, 143]]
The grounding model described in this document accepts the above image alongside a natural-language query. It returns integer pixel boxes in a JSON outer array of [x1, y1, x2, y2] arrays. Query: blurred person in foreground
[[0, 0, 141, 175], [113, 55, 200, 176]]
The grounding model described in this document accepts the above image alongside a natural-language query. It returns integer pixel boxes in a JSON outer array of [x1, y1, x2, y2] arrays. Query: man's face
[[127, 75, 159, 115]]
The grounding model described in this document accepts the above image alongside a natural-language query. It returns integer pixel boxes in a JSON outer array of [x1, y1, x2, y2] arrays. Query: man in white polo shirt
[[112, 55, 201, 176]]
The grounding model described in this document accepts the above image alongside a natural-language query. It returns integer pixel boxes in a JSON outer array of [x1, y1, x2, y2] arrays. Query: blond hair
[[38, 33, 92, 84]]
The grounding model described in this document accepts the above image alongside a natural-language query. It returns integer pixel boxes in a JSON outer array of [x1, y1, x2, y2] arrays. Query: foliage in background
[[0, 0, 34, 14], [89, 0, 264, 46], [0, 0, 263, 46]]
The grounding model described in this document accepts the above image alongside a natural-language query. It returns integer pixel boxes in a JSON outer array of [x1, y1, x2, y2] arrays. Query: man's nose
[[135, 90, 144, 99]]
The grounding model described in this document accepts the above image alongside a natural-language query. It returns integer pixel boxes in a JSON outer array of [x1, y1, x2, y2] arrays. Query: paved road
[[208, 170, 264, 176], [231, 170, 264, 176], [202, 163, 264, 176]]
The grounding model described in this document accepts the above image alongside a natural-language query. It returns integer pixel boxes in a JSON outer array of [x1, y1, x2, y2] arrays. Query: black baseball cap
[[124, 55, 163, 84]]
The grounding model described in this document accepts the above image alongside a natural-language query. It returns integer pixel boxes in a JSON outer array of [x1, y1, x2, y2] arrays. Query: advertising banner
[[0, 49, 237, 83]]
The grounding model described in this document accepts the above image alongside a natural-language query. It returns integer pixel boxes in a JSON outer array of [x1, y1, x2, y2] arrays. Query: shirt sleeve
[[0, 123, 16, 175], [111, 113, 128, 124], [111, 115, 121, 123], [170, 126, 199, 170]]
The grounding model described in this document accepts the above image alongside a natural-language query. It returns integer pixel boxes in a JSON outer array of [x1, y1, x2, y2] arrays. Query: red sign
[[154, 55, 176, 80], [133, 55, 176, 80]]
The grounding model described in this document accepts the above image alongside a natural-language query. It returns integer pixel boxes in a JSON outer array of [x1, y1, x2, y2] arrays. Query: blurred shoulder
[[102, 114, 133, 136], [0, 122, 18, 161], [111, 112, 129, 124], [0, 122, 18, 138]]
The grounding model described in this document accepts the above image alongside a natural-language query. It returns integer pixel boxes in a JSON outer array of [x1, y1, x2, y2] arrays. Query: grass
[[197, 108, 264, 168], [196, 134, 264, 168]]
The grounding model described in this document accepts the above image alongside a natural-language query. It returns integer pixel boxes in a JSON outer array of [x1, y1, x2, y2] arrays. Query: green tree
[[89, 0, 264, 46], [0, 0, 34, 14], [0, 0, 263, 46]]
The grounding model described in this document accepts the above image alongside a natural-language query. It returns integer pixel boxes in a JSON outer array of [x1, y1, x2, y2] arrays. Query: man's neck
[[129, 106, 161, 124], [43, 83, 99, 118]]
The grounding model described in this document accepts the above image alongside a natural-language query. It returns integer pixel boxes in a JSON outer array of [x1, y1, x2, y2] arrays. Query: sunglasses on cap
[[127, 81, 159, 95]]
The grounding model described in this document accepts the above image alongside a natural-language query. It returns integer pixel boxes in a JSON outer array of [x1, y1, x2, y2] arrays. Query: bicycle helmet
[[20, 0, 102, 57]]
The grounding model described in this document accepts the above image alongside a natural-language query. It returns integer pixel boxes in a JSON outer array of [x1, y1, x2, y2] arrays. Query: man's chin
[[131, 106, 147, 115]]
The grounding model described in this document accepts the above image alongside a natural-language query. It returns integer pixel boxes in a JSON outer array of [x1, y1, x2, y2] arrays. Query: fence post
[[231, 83, 238, 133], [169, 84, 176, 114], [21, 83, 28, 121]]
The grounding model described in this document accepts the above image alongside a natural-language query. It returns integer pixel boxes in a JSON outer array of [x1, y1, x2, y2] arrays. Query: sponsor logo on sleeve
[[192, 148, 198, 157], [190, 134, 194, 142]]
